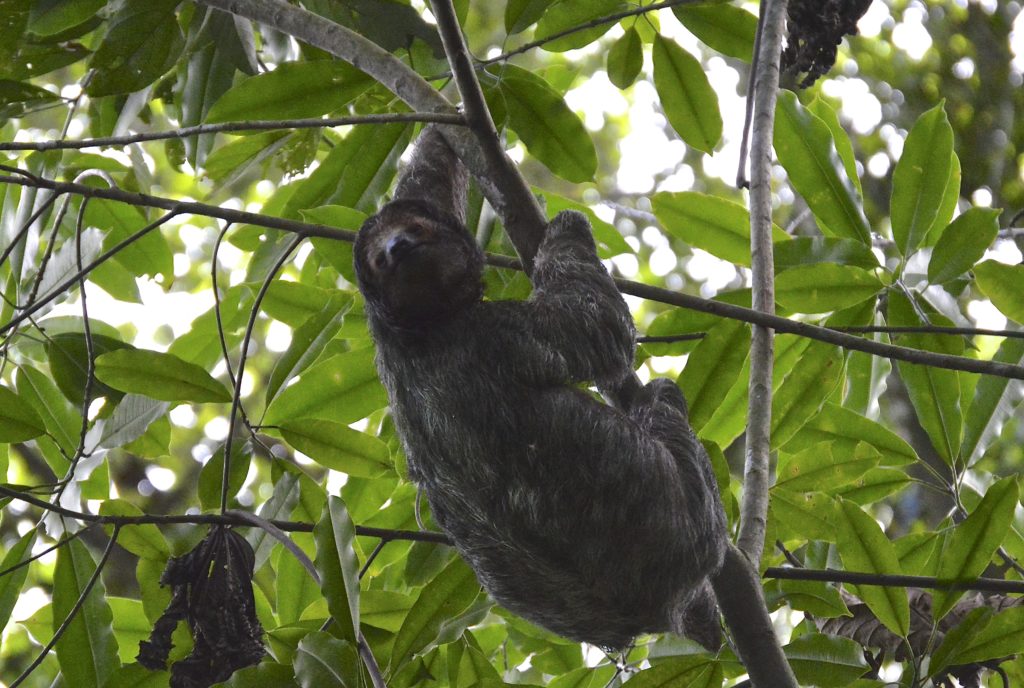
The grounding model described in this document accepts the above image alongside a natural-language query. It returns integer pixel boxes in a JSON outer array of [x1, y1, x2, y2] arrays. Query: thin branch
[[226, 509, 318, 582], [641, 325, 1024, 343], [765, 567, 1024, 594], [0, 484, 451, 542], [0, 112, 465, 152], [221, 233, 305, 514], [739, 0, 789, 564], [9, 525, 120, 688], [477, 0, 712, 69], [3, 172, 1024, 381], [0, 526, 95, 579]]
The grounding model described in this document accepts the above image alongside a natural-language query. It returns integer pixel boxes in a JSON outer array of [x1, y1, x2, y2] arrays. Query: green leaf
[[219, 660, 298, 687], [264, 348, 388, 426], [835, 467, 912, 504], [623, 656, 719, 687], [106, 597, 154, 663], [932, 477, 1019, 619], [835, 499, 910, 637], [783, 402, 918, 466], [774, 236, 879, 271], [206, 61, 373, 123], [280, 419, 392, 479], [262, 281, 336, 328], [293, 632, 361, 688], [772, 578, 850, 618], [498, 65, 597, 183], [679, 319, 750, 433], [505, 0, 555, 34], [776, 442, 881, 494], [929, 607, 996, 675], [770, 489, 839, 542], [94, 349, 231, 403], [168, 285, 252, 368], [934, 606, 1024, 668], [99, 499, 170, 560], [533, 0, 623, 52], [0, 78, 60, 118], [784, 634, 869, 688], [0, 383, 47, 442], [198, 442, 251, 511], [774, 90, 870, 243], [86, 0, 183, 97], [84, 199, 174, 281], [361, 590, 415, 633], [922, 151, 962, 247], [888, 292, 963, 463], [653, 191, 788, 266], [652, 35, 722, 154], [606, 27, 643, 88], [0, 531, 35, 636], [313, 496, 361, 645], [28, 0, 104, 36], [53, 538, 119, 688], [961, 338, 1024, 462], [390, 557, 480, 672], [771, 340, 845, 447], [45, 331, 133, 406], [276, 537, 319, 625], [974, 260, 1024, 323], [890, 103, 954, 257], [102, 663, 172, 688], [775, 263, 882, 313], [97, 394, 170, 451], [807, 96, 862, 197], [204, 131, 290, 183], [927, 207, 1000, 283], [266, 294, 352, 403], [673, 4, 757, 61]]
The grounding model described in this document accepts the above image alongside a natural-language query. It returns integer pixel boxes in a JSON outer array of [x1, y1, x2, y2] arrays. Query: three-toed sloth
[[354, 126, 727, 650]]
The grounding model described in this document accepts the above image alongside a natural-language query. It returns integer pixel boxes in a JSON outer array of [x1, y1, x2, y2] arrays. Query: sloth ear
[[393, 125, 468, 227]]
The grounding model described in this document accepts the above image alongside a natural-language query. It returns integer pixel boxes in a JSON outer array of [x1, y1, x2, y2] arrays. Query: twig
[[765, 566, 1024, 594], [0, 112, 466, 152], [0, 526, 95, 579], [739, 0, 789, 565], [3, 172, 1024, 381]]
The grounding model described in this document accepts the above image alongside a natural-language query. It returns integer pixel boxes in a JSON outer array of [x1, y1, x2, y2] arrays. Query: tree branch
[[0, 112, 465, 152], [765, 567, 1024, 594]]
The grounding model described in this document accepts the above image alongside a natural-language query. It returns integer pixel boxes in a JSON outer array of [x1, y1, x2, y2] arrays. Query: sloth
[[353, 126, 727, 650]]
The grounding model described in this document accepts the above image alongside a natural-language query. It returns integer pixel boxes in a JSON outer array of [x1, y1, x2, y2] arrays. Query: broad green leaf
[[888, 292, 963, 463], [770, 489, 839, 542], [218, 660, 298, 687], [835, 467, 912, 504], [771, 578, 850, 618], [0, 531, 35, 636], [776, 442, 881, 494], [927, 208, 1000, 283], [808, 96, 862, 196], [929, 607, 996, 675], [28, 0, 104, 36], [775, 90, 870, 243], [293, 632, 361, 688], [607, 27, 643, 89], [783, 402, 918, 466], [264, 348, 387, 426], [106, 597, 152, 663], [303, 205, 367, 284], [99, 499, 170, 560], [284, 121, 411, 215], [961, 338, 1024, 462], [774, 236, 879, 271], [623, 656, 719, 687], [673, 4, 757, 61], [207, 61, 373, 123], [390, 557, 480, 672], [932, 477, 1018, 619], [0, 383, 47, 442], [361, 590, 415, 632], [505, 0, 555, 34], [95, 349, 231, 403], [890, 103, 954, 257], [313, 496, 361, 645], [934, 606, 1024, 668], [679, 319, 750, 433], [499, 65, 597, 182], [204, 131, 290, 183], [922, 151, 962, 247], [785, 634, 869, 688], [261, 281, 335, 328], [974, 260, 1024, 323], [771, 340, 845, 447], [86, 0, 183, 96], [533, 0, 623, 52], [835, 500, 910, 637], [653, 191, 788, 266], [84, 199, 174, 281], [98, 394, 170, 451], [87, 662, 170, 688], [168, 285, 252, 368], [53, 538, 119, 688], [266, 294, 352, 403], [197, 442, 251, 511], [45, 331, 133, 406], [652, 36, 722, 154], [775, 263, 882, 313], [249, 468, 301, 571], [0, 78, 60, 118], [281, 419, 392, 479]]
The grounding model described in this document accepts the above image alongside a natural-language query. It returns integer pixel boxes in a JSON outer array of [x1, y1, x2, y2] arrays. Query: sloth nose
[[386, 234, 414, 261]]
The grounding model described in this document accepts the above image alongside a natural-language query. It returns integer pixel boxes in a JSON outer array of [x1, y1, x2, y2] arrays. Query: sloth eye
[[374, 252, 387, 270], [407, 223, 425, 236]]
